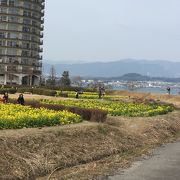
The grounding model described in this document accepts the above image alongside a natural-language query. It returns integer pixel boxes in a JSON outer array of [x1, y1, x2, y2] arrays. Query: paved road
[[109, 141, 180, 180]]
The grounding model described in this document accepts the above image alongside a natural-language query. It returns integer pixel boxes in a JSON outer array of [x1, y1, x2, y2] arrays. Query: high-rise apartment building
[[0, 0, 44, 85]]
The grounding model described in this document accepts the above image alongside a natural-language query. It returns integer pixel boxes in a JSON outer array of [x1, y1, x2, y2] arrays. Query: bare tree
[[47, 65, 56, 88]]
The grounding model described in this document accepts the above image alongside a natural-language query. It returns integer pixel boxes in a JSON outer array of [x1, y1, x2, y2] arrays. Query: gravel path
[[109, 141, 180, 180]]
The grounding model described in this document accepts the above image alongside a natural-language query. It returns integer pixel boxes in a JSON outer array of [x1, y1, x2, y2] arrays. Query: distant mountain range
[[101, 73, 180, 82], [43, 59, 180, 78]]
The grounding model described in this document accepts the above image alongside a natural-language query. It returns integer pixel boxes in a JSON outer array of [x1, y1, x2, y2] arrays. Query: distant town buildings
[[0, 0, 45, 85]]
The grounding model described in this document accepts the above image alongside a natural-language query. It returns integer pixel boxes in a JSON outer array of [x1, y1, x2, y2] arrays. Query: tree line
[[41, 65, 71, 88]]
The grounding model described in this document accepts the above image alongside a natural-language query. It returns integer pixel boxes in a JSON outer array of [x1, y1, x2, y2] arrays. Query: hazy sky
[[43, 0, 180, 63]]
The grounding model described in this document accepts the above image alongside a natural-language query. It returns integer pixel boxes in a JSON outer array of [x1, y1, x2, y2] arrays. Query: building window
[[0, 15, 7, 22], [0, 32, 6, 38], [9, 8, 18, 14], [0, 0, 8, 6], [9, 0, 15, 6], [0, 40, 6, 46], [0, 7, 7, 13], [23, 26, 31, 32]]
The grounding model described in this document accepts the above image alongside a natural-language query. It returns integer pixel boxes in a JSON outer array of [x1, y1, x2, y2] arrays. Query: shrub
[[17, 87, 33, 94], [17, 88, 56, 96], [56, 91, 68, 97], [0, 88, 17, 94]]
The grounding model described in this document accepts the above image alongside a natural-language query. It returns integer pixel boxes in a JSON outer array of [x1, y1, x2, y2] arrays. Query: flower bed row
[[9, 99, 108, 123], [56, 91, 128, 100], [41, 99, 174, 117], [0, 104, 82, 129]]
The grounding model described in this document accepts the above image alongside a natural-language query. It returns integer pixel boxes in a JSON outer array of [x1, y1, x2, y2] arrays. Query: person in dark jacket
[[75, 91, 79, 99], [17, 94, 25, 105], [3, 92, 9, 103], [98, 86, 103, 99], [167, 87, 171, 95]]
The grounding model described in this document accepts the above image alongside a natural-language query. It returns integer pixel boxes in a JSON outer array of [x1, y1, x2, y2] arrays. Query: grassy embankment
[[0, 110, 180, 179], [0, 91, 180, 179]]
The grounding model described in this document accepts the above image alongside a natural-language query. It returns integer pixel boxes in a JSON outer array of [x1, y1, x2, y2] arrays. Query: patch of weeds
[[97, 125, 109, 135], [55, 130, 66, 136]]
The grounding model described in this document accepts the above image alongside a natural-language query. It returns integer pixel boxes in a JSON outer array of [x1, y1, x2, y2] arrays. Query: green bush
[[17, 88, 56, 96], [58, 86, 96, 92], [17, 88, 33, 94], [0, 88, 17, 94], [56, 91, 68, 97]]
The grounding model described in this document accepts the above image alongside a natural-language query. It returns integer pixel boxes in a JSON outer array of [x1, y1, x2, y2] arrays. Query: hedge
[[17, 88, 56, 96], [0, 88, 17, 94]]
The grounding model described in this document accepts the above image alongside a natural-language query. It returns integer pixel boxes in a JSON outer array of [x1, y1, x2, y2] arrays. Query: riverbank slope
[[1, 110, 180, 179]]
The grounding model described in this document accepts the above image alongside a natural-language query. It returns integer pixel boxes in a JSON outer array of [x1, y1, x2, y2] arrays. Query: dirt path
[[9, 93, 67, 101], [109, 140, 180, 180], [9, 91, 180, 108]]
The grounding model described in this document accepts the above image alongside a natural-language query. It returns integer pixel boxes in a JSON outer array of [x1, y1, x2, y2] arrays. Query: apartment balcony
[[2, 68, 41, 75], [41, 18, 44, 24], [0, 28, 42, 38], [0, 67, 5, 73], [33, 70, 41, 75], [0, 4, 43, 15], [22, 13, 43, 22], [39, 47, 43, 52], [6, 68, 22, 74], [40, 40, 43, 45], [40, 32, 44, 38], [41, 3, 45, 9], [40, 25, 44, 31], [1, 20, 44, 31], [0, 36, 42, 45], [23, 69, 41, 75], [41, 10, 45, 16], [38, 55, 43, 60], [0, 22, 42, 34], [0, 60, 43, 68], [0, 44, 42, 52], [0, 53, 42, 60], [33, 62, 42, 67]]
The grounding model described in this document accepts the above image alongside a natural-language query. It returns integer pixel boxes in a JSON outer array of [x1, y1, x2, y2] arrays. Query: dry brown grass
[[0, 109, 180, 180], [38, 111, 180, 180], [1, 91, 180, 179], [109, 90, 180, 107]]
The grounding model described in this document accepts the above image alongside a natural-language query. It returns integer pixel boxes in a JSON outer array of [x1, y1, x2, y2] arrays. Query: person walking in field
[[167, 87, 171, 95], [75, 91, 79, 99], [2, 92, 9, 103], [98, 86, 102, 99], [101, 87, 105, 98], [17, 94, 25, 105]]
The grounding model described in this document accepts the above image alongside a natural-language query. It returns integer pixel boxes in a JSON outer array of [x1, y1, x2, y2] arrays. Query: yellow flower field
[[0, 104, 82, 129], [56, 91, 127, 100], [41, 99, 174, 117]]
